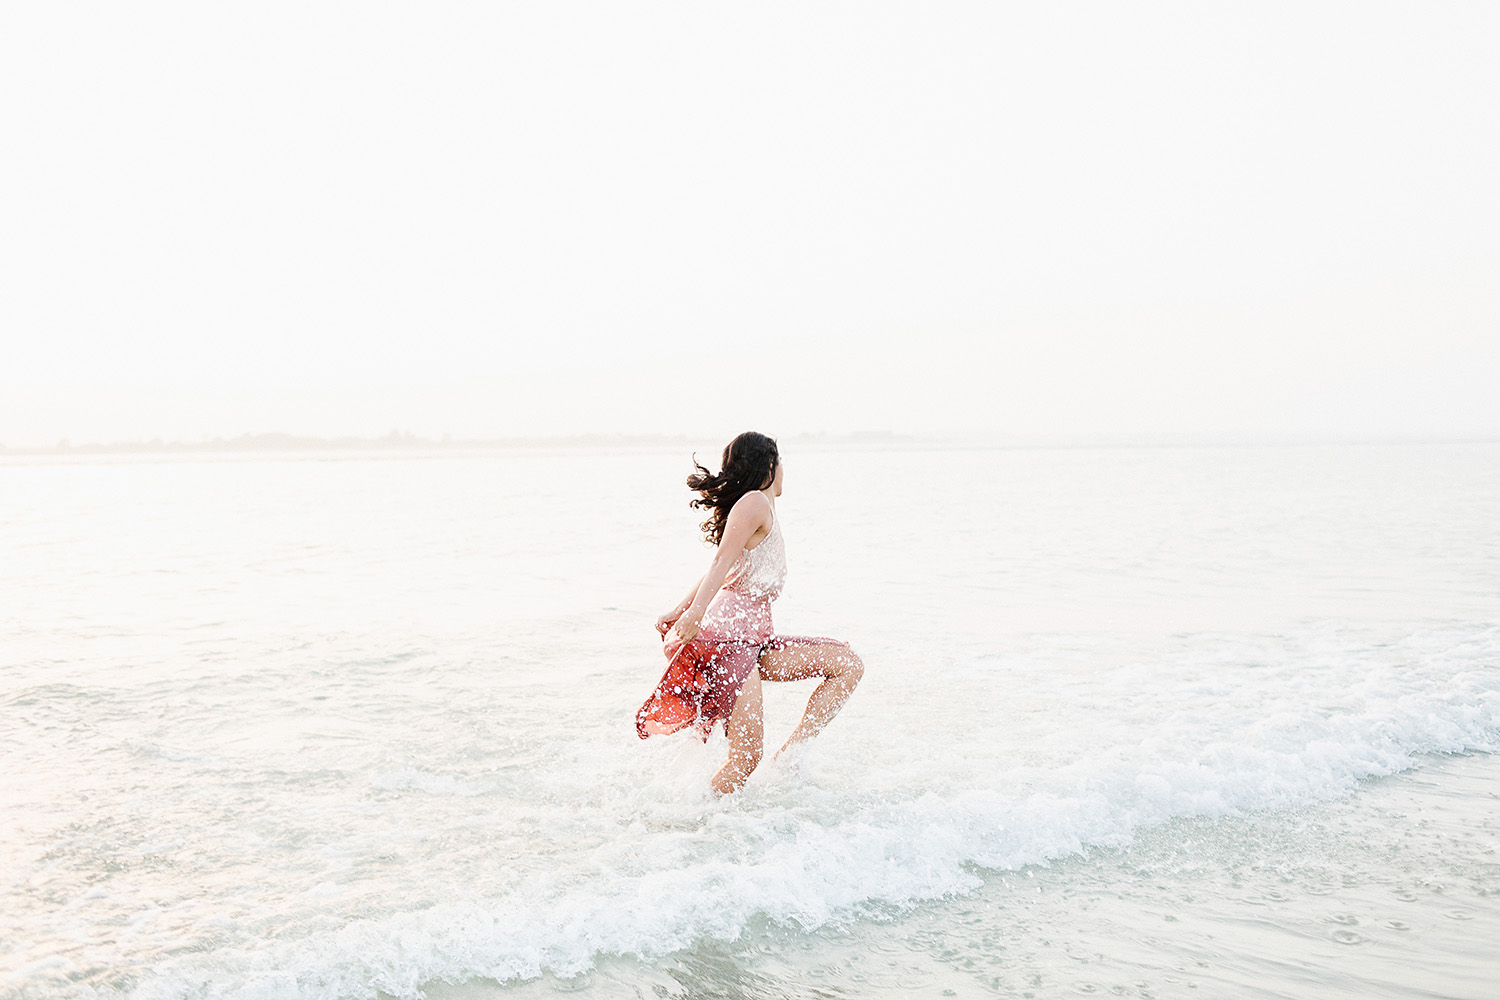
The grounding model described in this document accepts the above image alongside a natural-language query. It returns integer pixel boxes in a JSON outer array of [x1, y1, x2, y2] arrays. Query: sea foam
[[119, 632, 1500, 1000]]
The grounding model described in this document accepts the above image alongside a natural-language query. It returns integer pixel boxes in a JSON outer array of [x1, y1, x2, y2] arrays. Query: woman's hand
[[672, 614, 702, 644], [655, 609, 682, 636]]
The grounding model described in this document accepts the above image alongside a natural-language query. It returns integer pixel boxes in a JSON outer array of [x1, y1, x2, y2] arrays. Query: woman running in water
[[636, 431, 864, 794]]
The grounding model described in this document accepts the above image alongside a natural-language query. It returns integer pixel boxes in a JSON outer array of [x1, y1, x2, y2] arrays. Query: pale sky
[[2, 2, 1497, 448]]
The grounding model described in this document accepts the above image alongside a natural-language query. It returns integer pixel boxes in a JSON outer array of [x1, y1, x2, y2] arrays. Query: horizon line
[[3, 428, 1497, 458]]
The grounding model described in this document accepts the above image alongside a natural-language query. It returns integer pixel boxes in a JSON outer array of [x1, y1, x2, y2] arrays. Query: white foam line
[[122, 670, 1500, 1000]]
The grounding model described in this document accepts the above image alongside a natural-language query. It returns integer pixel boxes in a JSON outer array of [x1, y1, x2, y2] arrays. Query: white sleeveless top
[[722, 514, 787, 601]]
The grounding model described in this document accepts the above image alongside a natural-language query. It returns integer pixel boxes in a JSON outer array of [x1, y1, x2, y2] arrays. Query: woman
[[636, 431, 864, 794]]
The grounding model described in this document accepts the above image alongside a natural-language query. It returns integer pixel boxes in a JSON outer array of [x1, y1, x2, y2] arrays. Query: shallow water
[[478, 752, 1500, 999], [2, 442, 1498, 998]]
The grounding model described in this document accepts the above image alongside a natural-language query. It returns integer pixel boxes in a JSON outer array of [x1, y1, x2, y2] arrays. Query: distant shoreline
[[2, 431, 702, 457], [2, 429, 1495, 459]]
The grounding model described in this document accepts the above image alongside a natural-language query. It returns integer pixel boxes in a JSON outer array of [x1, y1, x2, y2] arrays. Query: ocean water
[[3, 441, 1498, 999]]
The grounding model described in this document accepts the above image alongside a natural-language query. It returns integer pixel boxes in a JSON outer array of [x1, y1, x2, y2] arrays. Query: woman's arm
[[656, 576, 704, 635], [671, 493, 772, 644]]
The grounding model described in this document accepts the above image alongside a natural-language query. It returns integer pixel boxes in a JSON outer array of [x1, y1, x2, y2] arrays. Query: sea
[[3, 440, 1498, 1000]]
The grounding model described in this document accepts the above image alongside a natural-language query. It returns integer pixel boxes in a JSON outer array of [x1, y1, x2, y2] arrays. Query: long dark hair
[[687, 431, 779, 545]]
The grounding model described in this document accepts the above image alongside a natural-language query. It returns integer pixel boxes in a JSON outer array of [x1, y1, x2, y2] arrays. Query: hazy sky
[[3, 2, 1497, 447]]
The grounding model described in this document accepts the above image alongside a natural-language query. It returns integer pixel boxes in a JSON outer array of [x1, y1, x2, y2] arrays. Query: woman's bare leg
[[758, 641, 864, 758], [711, 669, 764, 795]]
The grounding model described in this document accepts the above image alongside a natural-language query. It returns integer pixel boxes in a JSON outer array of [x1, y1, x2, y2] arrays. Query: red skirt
[[635, 630, 844, 741]]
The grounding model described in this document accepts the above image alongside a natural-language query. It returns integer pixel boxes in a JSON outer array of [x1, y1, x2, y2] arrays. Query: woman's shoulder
[[731, 489, 773, 514], [727, 489, 774, 527], [719, 491, 774, 550]]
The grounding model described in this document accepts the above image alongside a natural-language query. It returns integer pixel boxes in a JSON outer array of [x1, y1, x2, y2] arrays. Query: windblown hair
[[687, 431, 779, 546]]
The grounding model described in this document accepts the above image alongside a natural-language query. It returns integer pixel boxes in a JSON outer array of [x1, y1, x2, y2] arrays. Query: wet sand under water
[[436, 752, 1500, 1000]]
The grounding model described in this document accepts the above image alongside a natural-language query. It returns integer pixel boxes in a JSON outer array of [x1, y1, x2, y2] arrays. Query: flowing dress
[[636, 512, 846, 740]]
